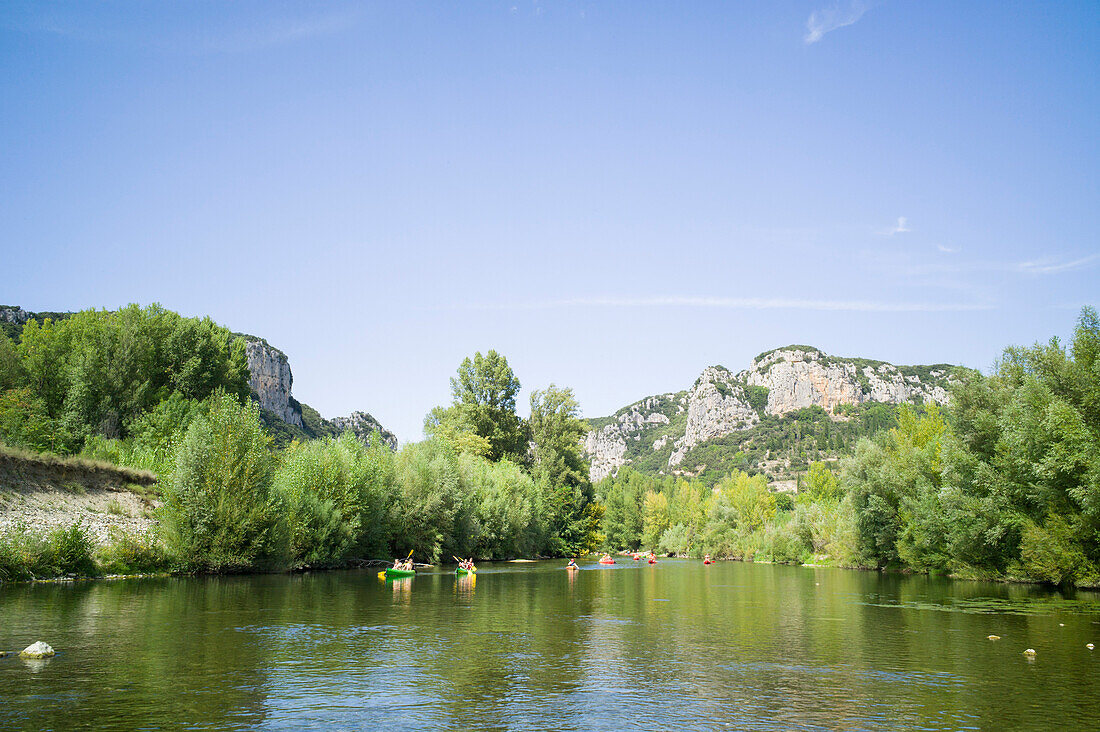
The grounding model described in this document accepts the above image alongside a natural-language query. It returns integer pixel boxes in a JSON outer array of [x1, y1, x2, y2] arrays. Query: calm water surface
[[2, 560, 1099, 730]]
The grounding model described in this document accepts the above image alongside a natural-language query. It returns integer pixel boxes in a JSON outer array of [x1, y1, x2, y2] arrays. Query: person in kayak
[[704, 553, 712, 564], [566, 558, 578, 569]]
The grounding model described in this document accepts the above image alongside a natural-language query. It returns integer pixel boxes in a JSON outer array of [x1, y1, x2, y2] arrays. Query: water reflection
[[2, 562, 1099, 731]]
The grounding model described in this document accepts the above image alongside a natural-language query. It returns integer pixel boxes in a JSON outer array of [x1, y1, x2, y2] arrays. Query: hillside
[[0, 305, 395, 450], [585, 346, 955, 486]]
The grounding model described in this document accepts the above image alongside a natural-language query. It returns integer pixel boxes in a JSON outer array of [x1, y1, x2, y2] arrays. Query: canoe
[[385, 568, 416, 579], [456, 567, 475, 576]]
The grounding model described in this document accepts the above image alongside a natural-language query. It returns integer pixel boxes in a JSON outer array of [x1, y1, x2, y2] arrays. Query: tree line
[[1, 306, 599, 575], [596, 307, 1100, 587]]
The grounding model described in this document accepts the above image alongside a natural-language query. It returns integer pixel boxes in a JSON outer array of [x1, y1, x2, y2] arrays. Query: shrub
[[45, 522, 97, 576], [96, 528, 169, 575], [159, 393, 285, 573]]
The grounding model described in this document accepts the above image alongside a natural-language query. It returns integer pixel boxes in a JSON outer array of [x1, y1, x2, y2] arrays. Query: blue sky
[[2, 1, 1098, 442]]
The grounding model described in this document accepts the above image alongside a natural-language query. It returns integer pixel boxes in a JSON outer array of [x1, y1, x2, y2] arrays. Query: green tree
[[160, 393, 284, 572], [530, 384, 597, 554], [428, 350, 526, 462]]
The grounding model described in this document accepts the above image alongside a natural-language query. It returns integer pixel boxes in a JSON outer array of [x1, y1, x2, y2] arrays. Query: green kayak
[[456, 567, 476, 576], [384, 568, 416, 579]]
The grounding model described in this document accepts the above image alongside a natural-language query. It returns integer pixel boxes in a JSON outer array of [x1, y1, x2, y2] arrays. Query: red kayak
[[648, 559, 657, 564], [632, 554, 640, 561], [703, 560, 712, 565], [599, 558, 615, 565]]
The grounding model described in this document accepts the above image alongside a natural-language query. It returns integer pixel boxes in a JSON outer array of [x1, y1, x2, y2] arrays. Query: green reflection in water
[[2, 561, 1098, 731]]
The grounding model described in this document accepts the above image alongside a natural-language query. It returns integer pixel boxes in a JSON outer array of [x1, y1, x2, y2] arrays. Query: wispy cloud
[[1013, 253, 1100, 275], [459, 296, 991, 313], [936, 244, 956, 253], [878, 216, 911, 236], [805, 1, 875, 44]]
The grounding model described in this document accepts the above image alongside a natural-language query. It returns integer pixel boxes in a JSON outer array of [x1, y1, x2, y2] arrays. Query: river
[[2, 559, 1098, 730]]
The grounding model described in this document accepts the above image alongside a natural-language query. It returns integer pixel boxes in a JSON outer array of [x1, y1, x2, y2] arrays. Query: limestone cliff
[[243, 337, 304, 427], [669, 367, 761, 467], [741, 347, 950, 416], [238, 334, 396, 450], [585, 345, 954, 482]]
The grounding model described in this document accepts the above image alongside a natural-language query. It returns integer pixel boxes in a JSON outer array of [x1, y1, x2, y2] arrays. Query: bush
[[0, 524, 52, 581], [273, 431, 396, 567], [96, 528, 169, 575], [159, 393, 285, 573], [658, 523, 690, 555], [47, 522, 98, 576], [0, 521, 97, 581]]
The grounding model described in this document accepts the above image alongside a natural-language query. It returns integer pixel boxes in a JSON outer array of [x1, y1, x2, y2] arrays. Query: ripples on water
[[2, 561, 1098, 731]]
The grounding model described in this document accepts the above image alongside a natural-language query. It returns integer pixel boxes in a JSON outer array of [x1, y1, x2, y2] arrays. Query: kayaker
[[392, 558, 402, 569], [567, 558, 578, 569], [403, 558, 414, 571], [704, 553, 712, 564]]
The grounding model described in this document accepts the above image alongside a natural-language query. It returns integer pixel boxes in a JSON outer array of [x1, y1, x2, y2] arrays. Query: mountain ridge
[[585, 345, 956, 484]]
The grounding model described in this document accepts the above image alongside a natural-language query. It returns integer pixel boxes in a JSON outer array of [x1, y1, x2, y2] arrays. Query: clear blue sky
[[2, 1, 1098, 442]]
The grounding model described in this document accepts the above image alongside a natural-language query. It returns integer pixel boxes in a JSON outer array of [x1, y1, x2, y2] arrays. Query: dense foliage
[[1, 304, 249, 454], [597, 308, 1100, 587], [3, 303, 1097, 591]]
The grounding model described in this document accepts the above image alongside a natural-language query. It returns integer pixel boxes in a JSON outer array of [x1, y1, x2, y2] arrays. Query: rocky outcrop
[[0, 306, 31, 326], [742, 347, 950, 416], [239, 335, 396, 449], [330, 411, 398, 450], [585, 346, 954, 481], [243, 337, 303, 427], [585, 395, 682, 482], [669, 367, 760, 467]]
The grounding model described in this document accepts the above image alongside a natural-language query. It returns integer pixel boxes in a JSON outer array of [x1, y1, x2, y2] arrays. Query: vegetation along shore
[[1, 303, 1098, 589]]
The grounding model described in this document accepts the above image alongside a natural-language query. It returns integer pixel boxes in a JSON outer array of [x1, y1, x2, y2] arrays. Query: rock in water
[[20, 641, 55, 659]]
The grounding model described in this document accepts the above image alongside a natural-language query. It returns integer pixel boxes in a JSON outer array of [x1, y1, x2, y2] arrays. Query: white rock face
[[20, 642, 55, 659], [244, 338, 303, 427], [585, 395, 680, 483], [669, 367, 759, 467], [584, 346, 953, 482], [741, 348, 949, 416]]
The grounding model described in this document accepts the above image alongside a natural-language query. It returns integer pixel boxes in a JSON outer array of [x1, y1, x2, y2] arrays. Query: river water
[[2, 559, 1098, 731]]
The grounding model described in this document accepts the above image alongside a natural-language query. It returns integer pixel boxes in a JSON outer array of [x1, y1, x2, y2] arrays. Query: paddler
[[704, 553, 712, 564], [567, 558, 578, 569]]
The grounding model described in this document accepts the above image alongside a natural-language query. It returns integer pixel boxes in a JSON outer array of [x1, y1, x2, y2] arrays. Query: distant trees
[[593, 308, 1100, 587]]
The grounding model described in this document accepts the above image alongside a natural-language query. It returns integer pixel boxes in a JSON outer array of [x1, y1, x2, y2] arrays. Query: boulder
[[20, 641, 55, 659]]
